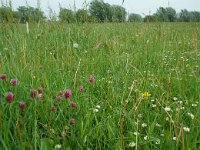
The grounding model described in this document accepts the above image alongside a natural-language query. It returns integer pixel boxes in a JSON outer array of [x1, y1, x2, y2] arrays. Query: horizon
[[2, 0, 200, 17]]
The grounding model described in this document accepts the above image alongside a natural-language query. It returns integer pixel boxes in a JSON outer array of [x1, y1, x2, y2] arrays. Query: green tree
[[190, 11, 200, 22], [0, 6, 13, 22], [178, 9, 192, 22], [89, 0, 113, 22], [112, 5, 126, 22], [143, 15, 157, 22], [154, 7, 176, 22], [33, 8, 45, 23], [75, 9, 89, 23], [59, 8, 75, 23], [166, 7, 176, 22], [103, 2, 113, 22], [128, 13, 142, 22], [17, 6, 45, 23]]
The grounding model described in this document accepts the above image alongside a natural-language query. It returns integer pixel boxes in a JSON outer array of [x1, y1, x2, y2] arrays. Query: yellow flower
[[142, 92, 151, 97]]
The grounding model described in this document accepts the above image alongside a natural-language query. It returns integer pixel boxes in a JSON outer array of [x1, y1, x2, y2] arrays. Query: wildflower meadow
[[0, 22, 200, 149]]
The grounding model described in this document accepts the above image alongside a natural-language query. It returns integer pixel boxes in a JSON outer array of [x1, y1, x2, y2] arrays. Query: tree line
[[0, 0, 200, 23]]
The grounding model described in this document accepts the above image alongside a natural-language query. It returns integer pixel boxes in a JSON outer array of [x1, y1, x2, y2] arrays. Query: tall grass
[[0, 22, 200, 149]]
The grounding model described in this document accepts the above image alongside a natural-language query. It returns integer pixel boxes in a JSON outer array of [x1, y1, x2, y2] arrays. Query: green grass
[[0, 22, 200, 150]]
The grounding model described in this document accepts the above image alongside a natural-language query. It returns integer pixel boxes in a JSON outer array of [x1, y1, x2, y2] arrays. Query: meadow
[[0, 22, 200, 149]]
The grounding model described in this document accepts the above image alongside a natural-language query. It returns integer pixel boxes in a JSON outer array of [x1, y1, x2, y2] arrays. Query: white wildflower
[[152, 104, 157, 108], [192, 103, 197, 107], [73, 43, 79, 48], [183, 127, 190, 132], [61, 131, 66, 137], [180, 107, 185, 110], [128, 142, 136, 147], [142, 123, 147, 128], [173, 97, 178, 101], [93, 108, 99, 112], [144, 135, 148, 140], [156, 123, 162, 127], [187, 113, 194, 119], [178, 101, 183, 104], [164, 107, 171, 112], [138, 114, 142, 118], [155, 139, 160, 145], [108, 81, 112, 84], [55, 144, 62, 149], [134, 132, 139, 136], [96, 105, 100, 109], [166, 117, 169, 121], [173, 137, 176, 141]]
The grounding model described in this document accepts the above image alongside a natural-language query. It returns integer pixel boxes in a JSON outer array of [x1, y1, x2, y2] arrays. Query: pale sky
[[7, 0, 200, 17]]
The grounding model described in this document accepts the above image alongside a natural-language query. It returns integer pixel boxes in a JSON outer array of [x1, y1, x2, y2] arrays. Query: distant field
[[0, 22, 200, 149]]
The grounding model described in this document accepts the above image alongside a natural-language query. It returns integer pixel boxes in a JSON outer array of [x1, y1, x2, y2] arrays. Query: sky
[[7, 0, 200, 17]]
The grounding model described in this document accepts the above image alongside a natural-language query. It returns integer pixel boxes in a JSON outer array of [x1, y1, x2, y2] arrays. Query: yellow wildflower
[[142, 92, 151, 97]]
